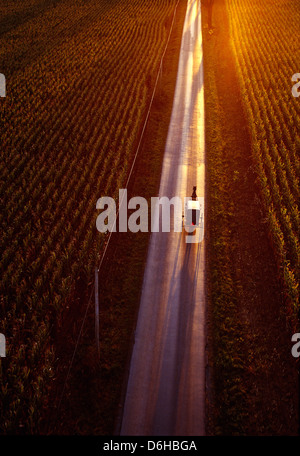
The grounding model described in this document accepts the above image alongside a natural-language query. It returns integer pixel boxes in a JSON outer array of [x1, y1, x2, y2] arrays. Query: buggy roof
[[187, 200, 201, 210]]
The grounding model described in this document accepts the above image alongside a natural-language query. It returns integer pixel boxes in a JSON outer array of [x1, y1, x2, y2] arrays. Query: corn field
[[0, 0, 179, 433], [227, 0, 300, 320]]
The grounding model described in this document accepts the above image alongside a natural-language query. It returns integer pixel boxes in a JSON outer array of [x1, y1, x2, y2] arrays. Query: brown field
[[202, 0, 299, 435]]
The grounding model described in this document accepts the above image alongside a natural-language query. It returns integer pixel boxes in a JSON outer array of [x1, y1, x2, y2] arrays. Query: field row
[[227, 0, 300, 318], [0, 0, 178, 432]]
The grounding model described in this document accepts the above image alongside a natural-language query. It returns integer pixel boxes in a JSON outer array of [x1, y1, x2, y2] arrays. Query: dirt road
[[120, 0, 205, 436]]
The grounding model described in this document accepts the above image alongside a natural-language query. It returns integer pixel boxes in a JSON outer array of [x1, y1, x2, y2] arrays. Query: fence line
[[54, 0, 181, 425]]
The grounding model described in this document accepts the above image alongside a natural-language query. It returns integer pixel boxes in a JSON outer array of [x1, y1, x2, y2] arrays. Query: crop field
[[202, 0, 299, 435], [0, 0, 182, 433], [227, 0, 299, 321]]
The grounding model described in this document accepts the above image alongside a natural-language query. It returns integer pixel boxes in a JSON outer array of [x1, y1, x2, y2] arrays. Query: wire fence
[[54, 0, 181, 426]]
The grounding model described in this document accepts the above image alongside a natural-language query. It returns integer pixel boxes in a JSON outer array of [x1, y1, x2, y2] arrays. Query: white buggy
[[182, 186, 204, 236]]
